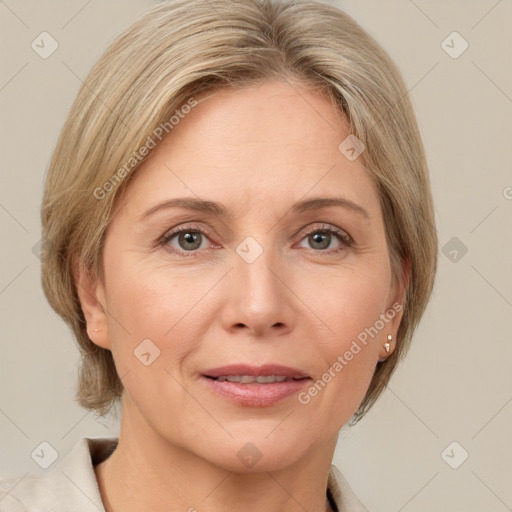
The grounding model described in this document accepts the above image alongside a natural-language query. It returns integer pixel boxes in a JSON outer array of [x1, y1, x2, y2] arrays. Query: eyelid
[[161, 222, 215, 241], [298, 223, 353, 244]]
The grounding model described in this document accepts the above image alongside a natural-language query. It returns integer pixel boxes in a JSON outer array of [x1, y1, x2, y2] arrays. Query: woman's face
[[83, 80, 405, 471]]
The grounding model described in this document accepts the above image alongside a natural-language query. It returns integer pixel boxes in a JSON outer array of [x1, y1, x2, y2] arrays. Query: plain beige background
[[1, 1, 511, 510]]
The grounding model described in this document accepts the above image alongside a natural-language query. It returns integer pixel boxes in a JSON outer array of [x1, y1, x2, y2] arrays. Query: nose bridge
[[236, 235, 282, 307], [223, 234, 294, 335]]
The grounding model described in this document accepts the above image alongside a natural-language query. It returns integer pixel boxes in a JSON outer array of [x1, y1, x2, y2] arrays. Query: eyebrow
[[140, 196, 370, 221]]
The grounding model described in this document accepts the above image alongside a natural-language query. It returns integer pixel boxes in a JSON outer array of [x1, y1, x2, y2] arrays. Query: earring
[[384, 334, 392, 353], [94, 328, 99, 332]]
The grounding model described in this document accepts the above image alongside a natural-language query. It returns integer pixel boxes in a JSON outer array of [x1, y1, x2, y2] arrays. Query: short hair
[[41, 0, 438, 422]]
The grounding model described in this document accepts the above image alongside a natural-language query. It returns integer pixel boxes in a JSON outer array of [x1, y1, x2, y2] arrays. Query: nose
[[220, 246, 295, 338]]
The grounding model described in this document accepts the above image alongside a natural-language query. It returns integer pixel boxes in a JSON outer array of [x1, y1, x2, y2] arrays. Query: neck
[[94, 398, 338, 512]]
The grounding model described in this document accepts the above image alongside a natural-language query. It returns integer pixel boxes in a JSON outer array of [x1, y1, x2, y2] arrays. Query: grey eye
[[176, 231, 203, 250], [307, 232, 332, 250]]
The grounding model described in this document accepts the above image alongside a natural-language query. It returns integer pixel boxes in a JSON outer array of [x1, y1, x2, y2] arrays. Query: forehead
[[118, 80, 380, 219]]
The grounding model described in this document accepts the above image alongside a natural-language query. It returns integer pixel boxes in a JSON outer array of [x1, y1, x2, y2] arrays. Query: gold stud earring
[[384, 334, 392, 353]]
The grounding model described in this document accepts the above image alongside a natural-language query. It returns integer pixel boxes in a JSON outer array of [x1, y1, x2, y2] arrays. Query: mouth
[[201, 364, 311, 407], [202, 364, 310, 382], [206, 375, 306, 383]]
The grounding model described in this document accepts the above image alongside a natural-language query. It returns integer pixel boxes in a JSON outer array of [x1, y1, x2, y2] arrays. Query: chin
[[197, 428, 319, 474], [216, 447, 304, 474]]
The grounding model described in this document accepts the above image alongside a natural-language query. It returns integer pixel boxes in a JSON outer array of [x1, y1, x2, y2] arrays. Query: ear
[[74, 260, 111, 350], [379, 256, 411, 360]]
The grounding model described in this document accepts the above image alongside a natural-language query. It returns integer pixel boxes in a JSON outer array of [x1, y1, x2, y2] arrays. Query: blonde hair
[[41, 0, 437, 422]]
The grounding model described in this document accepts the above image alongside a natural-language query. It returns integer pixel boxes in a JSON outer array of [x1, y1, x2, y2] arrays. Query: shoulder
[[0, 437, 118, 512], [328, 464, 369, 512], [0, 471, 66, 512]]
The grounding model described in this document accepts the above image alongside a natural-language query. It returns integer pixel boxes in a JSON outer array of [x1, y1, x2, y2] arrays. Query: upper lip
[[202, 364, 310, 379]]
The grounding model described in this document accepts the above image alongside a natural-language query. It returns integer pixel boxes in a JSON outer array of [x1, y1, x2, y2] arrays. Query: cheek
[[101, 253, 168, 345], [108, 269, 173, 330], [293, 263, 390, 423], [100, 258, 203, 414], [300, 261, 391, 347], [102, 250, 219, 374]]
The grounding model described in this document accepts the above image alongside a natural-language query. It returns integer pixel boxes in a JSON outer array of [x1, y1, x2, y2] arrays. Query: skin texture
[[77, 80, 406, 512]]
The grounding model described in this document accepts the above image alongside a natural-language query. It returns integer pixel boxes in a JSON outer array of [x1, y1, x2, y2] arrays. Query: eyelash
[[159, 223, 354, 257]]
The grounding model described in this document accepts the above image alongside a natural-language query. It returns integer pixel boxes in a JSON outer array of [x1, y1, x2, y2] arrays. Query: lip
[[201, 364, 311, 407]]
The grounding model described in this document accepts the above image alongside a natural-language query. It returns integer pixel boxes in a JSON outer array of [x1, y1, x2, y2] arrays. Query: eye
[[160, 222, 353, 257], [161, 224, 213, 255], [298, 224, 353, 253]]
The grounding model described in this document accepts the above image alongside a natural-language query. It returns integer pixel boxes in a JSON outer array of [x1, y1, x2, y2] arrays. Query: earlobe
[[74, 261, 111, 350]]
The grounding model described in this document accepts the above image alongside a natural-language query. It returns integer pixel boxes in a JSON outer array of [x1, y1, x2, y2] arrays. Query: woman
[[0, 0, 437, 510]]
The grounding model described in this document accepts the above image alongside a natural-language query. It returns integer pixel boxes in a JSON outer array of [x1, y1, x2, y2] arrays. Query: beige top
[[0, 437, 368, 511]]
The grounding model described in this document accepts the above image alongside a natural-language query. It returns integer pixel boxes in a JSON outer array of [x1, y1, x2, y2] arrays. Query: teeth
[[215, 375, 290, 383]]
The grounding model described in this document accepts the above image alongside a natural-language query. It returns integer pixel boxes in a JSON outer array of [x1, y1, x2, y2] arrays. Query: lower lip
[[202, 377, 310, 407]]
